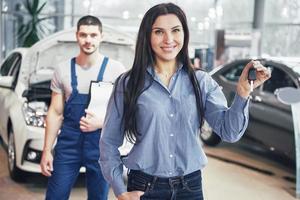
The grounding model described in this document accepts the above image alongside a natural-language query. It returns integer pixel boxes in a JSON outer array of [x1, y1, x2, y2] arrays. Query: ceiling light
[[123, 11, 130, 19], [83, 0, 90, 8]]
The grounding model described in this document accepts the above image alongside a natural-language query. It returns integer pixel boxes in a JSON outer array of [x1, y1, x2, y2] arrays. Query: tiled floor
[[0, 143, 296, 200]]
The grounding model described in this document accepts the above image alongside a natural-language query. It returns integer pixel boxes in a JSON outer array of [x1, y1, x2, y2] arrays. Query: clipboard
[[86, 81, 114, 119]]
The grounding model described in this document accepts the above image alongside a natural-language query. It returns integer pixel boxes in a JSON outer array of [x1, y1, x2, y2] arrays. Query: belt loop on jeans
[[180, 176, 188, 189], [150, 176, 157, 190], [127, 169, 131, 176], [169, 178, 180, 200]]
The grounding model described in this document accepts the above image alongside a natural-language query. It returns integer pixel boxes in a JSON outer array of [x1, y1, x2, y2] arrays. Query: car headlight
[[22, 101, 48, 128]]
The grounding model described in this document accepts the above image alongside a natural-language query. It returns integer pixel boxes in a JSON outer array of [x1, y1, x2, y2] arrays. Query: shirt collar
[[146, 63, 184, 78]]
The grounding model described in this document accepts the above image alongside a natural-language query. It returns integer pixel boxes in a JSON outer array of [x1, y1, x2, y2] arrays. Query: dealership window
[[1, 0, 300, 63], [1, 0, 59, 58], [263, 0, 300, 56]]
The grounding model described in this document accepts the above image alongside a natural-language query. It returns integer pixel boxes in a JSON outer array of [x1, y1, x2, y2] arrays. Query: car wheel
[[200, 121, 221, 146], [8, 127, 24, 181]]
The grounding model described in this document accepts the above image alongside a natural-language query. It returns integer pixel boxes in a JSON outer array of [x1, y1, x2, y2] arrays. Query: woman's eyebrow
[[152, 25, 182, 30], [171, 25, 182, 29]]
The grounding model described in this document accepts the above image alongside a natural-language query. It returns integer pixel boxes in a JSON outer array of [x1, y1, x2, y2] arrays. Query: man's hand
[[40, 150, 53, 177], [80, 109, 104, 132], [117, 191, 145, 200]]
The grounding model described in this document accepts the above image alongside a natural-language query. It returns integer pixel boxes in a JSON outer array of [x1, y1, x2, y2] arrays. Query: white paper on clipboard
[[87, 81, 113, 119]]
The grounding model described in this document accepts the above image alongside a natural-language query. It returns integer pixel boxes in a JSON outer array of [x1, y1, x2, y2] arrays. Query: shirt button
[[169, 95, 172, 98], [170, 114, 174, 117], [169, 172, 173, 175], [170, 154, 173, 158], [170, 134, 174, 137]]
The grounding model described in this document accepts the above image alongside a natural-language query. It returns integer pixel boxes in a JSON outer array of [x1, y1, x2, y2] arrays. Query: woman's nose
[[164, 32, 173, 43]]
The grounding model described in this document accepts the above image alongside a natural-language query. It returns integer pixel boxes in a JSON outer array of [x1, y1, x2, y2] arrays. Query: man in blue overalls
[[40, 15, 126, 200]]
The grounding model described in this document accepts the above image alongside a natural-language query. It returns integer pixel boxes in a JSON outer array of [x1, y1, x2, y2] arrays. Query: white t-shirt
[[51, 56, 126, 101]]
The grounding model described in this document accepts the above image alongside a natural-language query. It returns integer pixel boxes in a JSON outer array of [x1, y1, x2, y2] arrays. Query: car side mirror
[[0, 76, 14, 89], [275, 87, 300, 105]]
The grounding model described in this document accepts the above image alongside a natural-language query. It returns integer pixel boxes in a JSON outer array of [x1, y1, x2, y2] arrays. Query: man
[[40, 15, 126, 200]]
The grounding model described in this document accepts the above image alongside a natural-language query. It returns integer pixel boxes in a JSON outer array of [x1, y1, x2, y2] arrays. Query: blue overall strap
[[97, 57, 109, 81], [70, 57, 78, 90]]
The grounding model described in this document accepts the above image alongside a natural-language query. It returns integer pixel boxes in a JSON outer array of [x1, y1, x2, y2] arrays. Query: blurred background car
[[0, 25, 134, 181], [200, 58, 300, 165]]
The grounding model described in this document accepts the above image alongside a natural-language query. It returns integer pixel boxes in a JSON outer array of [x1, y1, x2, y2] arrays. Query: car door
[[0, 52, 21, 143], [247, 62, 296, 160]]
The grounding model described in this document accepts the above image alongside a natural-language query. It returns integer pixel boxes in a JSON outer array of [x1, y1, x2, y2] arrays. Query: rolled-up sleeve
[[202, 72, 249, 142], [99, 77, 127, 197], [50, 66, 63, 94]]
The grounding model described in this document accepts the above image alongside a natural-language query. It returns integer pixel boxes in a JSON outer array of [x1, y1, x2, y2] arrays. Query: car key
[[248, 68, 256, 92]]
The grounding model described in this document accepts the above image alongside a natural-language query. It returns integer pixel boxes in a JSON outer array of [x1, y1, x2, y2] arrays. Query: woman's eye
[[173, 28, 181, 33], [154, 30, 163, 35]]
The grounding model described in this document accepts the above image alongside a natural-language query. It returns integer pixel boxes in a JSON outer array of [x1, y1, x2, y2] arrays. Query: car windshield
[[285, 62, 300, 76], [292, 66, 300, 76]]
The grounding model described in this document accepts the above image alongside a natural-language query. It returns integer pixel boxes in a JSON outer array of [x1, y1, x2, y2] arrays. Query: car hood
[[20, 25, 135, 86]]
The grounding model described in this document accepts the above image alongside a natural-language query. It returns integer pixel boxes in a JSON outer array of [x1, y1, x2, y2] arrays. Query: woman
[[99, 3, 270, 200]]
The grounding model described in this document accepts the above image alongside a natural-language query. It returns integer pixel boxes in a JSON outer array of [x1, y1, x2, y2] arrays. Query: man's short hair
[[77, 15, 102, 32]]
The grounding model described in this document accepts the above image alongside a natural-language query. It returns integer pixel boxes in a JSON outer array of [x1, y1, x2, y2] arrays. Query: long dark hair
[[116, 3, 204, 143]]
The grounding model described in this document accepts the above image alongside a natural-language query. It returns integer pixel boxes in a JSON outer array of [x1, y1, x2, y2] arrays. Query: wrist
[[43, 147, 52, 153], [98, 118, 104, 129], [117, 192, 127, 200], [237, 85, 250, 98]]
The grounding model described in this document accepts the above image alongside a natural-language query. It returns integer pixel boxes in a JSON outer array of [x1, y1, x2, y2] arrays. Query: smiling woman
[[150, 14, 184, 86], [99, 2, 271, 200], [150, 14, 184, 64]]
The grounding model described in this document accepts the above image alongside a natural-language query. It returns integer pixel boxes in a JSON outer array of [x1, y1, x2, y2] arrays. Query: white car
[[0, 25, 134, 180]]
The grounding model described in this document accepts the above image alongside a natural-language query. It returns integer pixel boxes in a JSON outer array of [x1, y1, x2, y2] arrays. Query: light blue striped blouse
[[99, 65, 249, 196]]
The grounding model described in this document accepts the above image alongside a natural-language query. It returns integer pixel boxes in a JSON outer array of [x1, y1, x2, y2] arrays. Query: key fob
[[248, 68, 256, 81]]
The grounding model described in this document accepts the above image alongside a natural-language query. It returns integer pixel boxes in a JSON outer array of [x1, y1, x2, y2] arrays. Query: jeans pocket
[[127, 174, 152, 194], [184, 177, 202, 193]]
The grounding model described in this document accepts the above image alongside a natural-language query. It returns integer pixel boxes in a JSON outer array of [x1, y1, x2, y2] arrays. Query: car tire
[[8, 127, 24, 181], [200, 121, 221, 146]]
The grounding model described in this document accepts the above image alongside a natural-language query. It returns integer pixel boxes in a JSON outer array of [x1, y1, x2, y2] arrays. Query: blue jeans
[[127, 170, 203, 200]]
